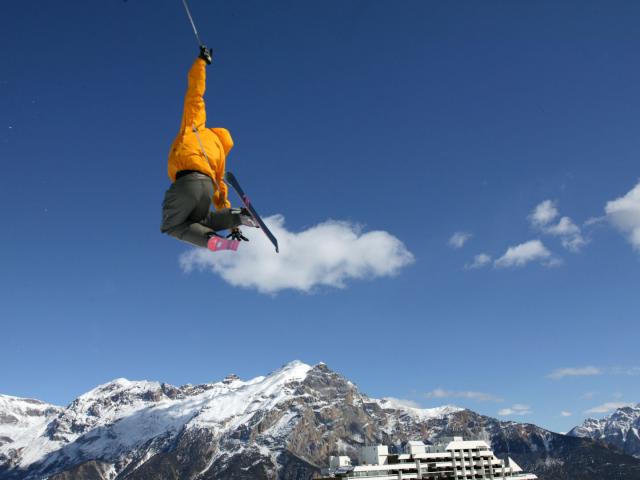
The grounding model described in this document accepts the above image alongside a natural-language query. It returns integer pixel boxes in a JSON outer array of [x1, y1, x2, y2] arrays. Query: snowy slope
[[376, 398, 462, 421], [7, 362, 312, 474], [569, 404, 640, 458], [0, 395, 62, 469]]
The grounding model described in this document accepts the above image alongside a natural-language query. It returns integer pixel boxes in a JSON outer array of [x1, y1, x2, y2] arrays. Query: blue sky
[[1, 0, 639, 434]]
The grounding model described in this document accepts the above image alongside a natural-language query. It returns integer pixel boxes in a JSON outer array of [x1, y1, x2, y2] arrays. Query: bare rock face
[[48, 461, 113, 480], [1, 363, 640, 480]]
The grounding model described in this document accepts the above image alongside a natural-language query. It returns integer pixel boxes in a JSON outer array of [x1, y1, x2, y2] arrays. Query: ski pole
[[180, 0, 205, 46]]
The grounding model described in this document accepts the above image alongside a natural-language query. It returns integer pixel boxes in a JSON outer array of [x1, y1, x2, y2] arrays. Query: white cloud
[[605, 182, 640, 251], [465, 253, 491, 270], [424, 388, 503, 403], [449, 232, 472, 249], [545, 216, 580, 236], [529, 200, 559, 227], [424, 388, 449, 398], [494, 240, 553, 268], [498, 404, 531, 416], [560, 233, 587, 252], [547, 366, 602, 380], [585, 402, 633, 414], [179, 215, 415, 294], [380, 397, 423, 409], [530, 201, 586, 252], [560, 411, 573, 417]]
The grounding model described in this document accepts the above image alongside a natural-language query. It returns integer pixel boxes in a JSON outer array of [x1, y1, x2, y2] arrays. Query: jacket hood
[[210, 128, 234, 155]]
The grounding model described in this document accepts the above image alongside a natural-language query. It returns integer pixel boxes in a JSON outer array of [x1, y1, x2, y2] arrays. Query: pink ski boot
[[207, 236, 240, 252]]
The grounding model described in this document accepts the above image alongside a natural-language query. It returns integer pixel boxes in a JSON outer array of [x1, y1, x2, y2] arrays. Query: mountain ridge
[[569, 403, 640, 459], [2, 361, 640, 480]]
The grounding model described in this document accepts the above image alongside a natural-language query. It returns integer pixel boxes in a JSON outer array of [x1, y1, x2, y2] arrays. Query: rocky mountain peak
[[569, 403, 640, 459], [222, 374, 240, 384]]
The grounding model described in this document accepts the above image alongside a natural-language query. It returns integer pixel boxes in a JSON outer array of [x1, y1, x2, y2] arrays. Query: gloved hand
[[199, 45, 213, 65], [227, 227, 249, 242]]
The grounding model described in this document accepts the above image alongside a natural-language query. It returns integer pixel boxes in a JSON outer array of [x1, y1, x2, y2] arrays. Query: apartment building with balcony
[[319, 437, 537, 480]]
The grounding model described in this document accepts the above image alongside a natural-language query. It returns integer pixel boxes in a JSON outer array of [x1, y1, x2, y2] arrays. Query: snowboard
[[225, 171, 279, 253]]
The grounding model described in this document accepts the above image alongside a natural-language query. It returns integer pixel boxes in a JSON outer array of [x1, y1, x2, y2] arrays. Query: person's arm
[[180, 46, 212, 131], [180, 58, 206, 131]]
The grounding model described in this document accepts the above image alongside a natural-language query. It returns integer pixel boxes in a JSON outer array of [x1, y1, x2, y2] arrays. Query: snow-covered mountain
[[1, 362, 639, 480], [0, 395, 62, 471], [569, 403, 640, 459]]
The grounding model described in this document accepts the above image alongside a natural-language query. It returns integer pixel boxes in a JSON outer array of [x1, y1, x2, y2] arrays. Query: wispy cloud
[[611, 366, 640, 376], [379, 397, 423, 409], [498, 404, 531, 416], [180, 215, 414, 294], [449, 232, 472, 249], [547, 366, 602, 380], [584, 216, 606, 227], [494, 240, 555, 268], [530, 200, 586, 252], [549, 366, 640, 380], [585, 402, 633, 414], [581, 392, 596, 400], [560, 411, 573, 417], [605, 181, 640, 251], [465, 253, 491, 270], [424, 388, 503, 403]]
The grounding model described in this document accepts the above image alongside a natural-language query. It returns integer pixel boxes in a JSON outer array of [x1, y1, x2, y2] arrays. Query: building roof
[[445, 439, 491, 450]]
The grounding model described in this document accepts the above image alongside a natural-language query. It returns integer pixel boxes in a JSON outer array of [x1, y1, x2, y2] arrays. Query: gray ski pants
[[160, 172, 240, 248]]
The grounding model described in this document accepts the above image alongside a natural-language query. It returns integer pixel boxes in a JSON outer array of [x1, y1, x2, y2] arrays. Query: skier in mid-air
[[161, 46, 252, 251]]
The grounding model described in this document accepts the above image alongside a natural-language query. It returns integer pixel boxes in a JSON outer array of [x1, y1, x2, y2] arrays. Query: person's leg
[[202, 208, 245, 231], [161, 175, 216, 248]]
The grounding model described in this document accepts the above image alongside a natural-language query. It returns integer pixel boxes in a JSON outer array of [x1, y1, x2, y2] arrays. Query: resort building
[[319, 437, 537, 479]]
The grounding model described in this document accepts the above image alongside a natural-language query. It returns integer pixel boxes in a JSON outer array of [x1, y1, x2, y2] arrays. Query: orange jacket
[[167, 58, 234, 210]]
